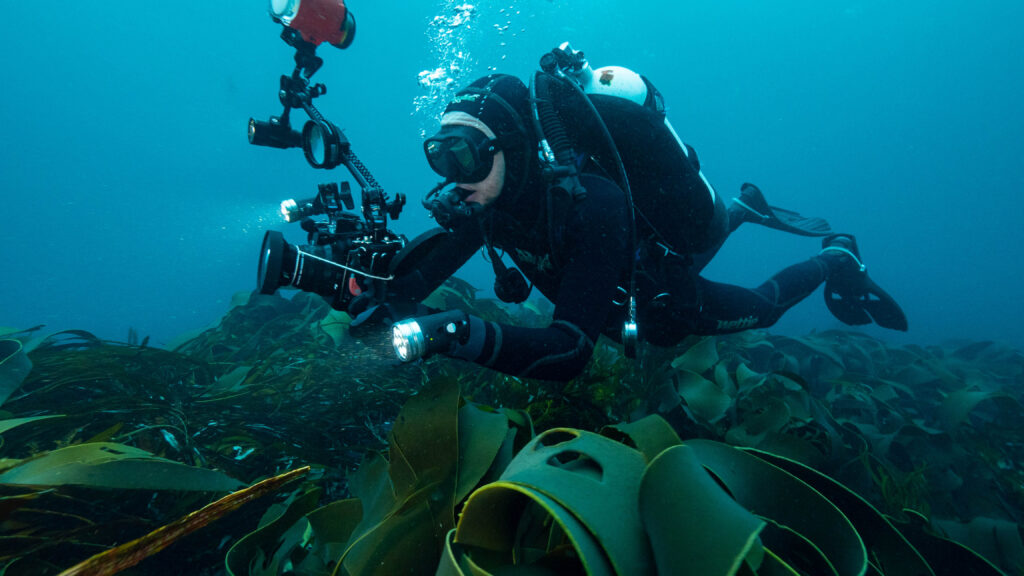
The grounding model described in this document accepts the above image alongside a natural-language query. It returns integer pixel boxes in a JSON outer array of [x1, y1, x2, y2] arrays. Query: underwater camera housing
[[252, 6, 434, 312], [257, 182, 408, 311]]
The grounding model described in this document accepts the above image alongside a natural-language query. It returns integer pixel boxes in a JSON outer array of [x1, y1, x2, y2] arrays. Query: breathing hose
[[530, 64, 641, 356]]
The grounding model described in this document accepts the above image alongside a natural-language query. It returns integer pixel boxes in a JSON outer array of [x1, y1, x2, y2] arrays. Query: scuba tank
[[532, 43, 723, 356], [532, 43, 641, 357]]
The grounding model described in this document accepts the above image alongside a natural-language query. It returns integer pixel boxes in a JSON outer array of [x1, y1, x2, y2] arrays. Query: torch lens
[[392, 320, 426, 362]]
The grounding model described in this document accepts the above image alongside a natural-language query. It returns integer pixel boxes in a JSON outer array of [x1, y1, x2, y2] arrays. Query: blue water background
[[2, 1, 1021, 350]]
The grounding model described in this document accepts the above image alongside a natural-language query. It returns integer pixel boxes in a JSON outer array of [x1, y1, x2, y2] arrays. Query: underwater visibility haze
[[1, 0, 1022, 349]]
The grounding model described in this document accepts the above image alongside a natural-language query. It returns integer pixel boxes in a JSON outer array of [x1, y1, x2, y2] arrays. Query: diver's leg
[[690, 193, 730, 273], [819, 234, 908, 331], [728, 183, 833, 236], [689, 257, 832, 334], [641, 254, 835, 343]]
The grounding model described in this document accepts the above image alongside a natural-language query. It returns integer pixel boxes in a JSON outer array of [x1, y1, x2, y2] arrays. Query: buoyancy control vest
[[554, 59, 724, 256]]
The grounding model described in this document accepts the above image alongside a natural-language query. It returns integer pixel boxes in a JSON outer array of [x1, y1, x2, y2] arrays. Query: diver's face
[[457, 150, 506, 207]]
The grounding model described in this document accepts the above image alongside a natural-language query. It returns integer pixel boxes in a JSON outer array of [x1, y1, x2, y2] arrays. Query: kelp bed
[[1, 281, 1023, 575]]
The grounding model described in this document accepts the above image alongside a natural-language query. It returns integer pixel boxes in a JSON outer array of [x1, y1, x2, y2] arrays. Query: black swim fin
[[821, 234, 908, 331], [730, 183, 833, 237]]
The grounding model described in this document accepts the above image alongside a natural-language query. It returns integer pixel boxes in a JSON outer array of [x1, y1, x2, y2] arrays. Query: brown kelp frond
[[2, 281, 1022, 574]]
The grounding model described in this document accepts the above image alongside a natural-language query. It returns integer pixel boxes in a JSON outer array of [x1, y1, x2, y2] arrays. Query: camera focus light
[[392, 319, 426, 362], [280, 199, 299, 222]]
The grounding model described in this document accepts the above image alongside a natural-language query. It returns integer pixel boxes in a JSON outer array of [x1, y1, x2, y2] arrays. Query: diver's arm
[[386, 222, 485, 303], [441, 175, 630, 381]]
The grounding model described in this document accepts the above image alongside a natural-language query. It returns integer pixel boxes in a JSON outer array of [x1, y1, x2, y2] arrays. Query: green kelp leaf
[[316, 309, 352, 346], [774, 371, 813, 393], [892, 363, 942, 387], [336, 378, 462, 576], [715, 362, 737, 397], [454, 483, 614, 576], [479, 408, 535, 487], [748, 449, 935, 576], [672, 336, 719, 374], [0, 490, 45, 524], [0, 442, 243, 491], [781, 388, 813, 422], [340, 491, 451, 576], [293, 499, 364, 574], [649, 381, 682, 413], [0, 339, 32, 407], [755, 428, 831, 470], [726, 397, 790, 448], [345, 452, 396, 540], [85, 422, 125, 443], [497, 429, 652, 575], [877, 378, 917, 401], [445, 277, 480, 301], [896, 511, 1005, 576], [208, 365, 254, 395], [921, 358, 963, 390], [952, 340, 1002, 362], [937, 388, 1020, 431], [676, 369, 732, 424], [760, 519, 838, 576], [422, 286, 458, 311], [34, 330, 104, 351], [950, 341, 1024, 376], [601, 414, 682, 463], [759, 548, 803, 576], [455, 402, 510, 503], [423, 278, 480, 312], [229, 290, 252, 311], [728, 331, 777, 368], [0, 415, 64, 435], [502, 407, 534, 448], [870, 381, 899, 403], [436, 529, 463, 576], [933, 517, 1024, 575], [225, 484, 323, 576], [640, 444, 765, 576], [388, 376, 461, 500], [685, 439, 867, 576], [736, 363, 765, 393], [166, 327, 207, 352]]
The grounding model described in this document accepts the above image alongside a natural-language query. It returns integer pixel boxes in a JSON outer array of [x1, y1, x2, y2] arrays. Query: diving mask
[[424, 125, 500, 184]]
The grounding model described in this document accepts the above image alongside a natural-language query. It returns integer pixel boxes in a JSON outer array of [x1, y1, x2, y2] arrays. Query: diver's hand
[[346, 288, 377, 317]]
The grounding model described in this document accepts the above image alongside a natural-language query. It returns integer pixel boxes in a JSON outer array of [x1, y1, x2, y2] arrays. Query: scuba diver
[[366, 45, 907, 382]]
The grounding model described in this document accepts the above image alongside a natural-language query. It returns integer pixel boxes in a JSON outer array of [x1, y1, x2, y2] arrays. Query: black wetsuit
[[388, 76, 834, 381]]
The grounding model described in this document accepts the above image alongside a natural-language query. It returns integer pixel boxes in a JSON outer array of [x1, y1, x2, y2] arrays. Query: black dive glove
[[391, 310, 476, 363]]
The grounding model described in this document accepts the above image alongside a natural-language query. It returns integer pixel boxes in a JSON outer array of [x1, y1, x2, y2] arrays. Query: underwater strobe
[[248, 0, 359, 169], [251, 1, 423, 314], [269, 0, 355, 49]]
